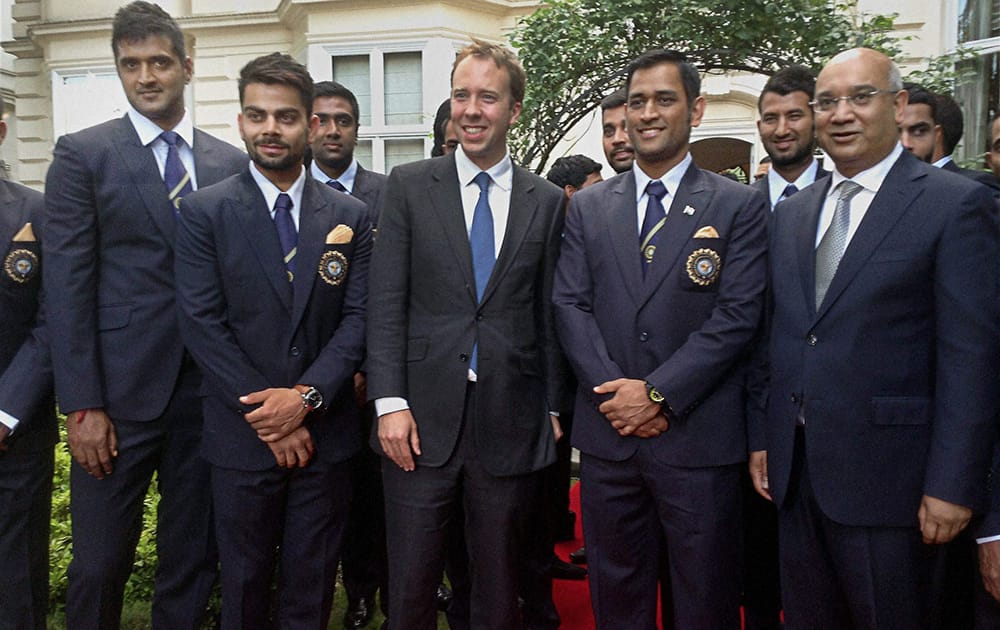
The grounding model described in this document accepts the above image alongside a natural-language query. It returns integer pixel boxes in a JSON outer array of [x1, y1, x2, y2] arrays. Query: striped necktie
[[160, 130, 193, 215], [273, 193, 297, 281]]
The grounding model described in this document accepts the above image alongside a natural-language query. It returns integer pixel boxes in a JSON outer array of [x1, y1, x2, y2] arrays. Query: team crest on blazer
[[4, 248, 38, 283], [686, 248, 722, 286], [318, 250, 348, 286]]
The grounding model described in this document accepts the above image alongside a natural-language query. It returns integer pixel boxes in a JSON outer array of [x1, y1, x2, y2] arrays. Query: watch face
[[303, 388, 322, 409]]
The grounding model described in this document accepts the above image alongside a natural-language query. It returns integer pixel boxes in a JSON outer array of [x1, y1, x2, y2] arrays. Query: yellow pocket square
[[326, 224, 354, 245], [13, 223, 36, 242], [693, 226, 719, 239]]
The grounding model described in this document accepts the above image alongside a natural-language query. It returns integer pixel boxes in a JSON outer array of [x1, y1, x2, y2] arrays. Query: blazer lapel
[[814, 155, 921, 320], [232, 171, 293, 311], [640, 164, 708, 305], [290, 180, 328, 329], [795, 179, 830, 318], [606, 174, 643, 307], [479, 167, 538, 305], [112, 116, 179, 243], [0, 183, 24, 245], [427, 155, 478, 304], [193, 128, 243, 187]]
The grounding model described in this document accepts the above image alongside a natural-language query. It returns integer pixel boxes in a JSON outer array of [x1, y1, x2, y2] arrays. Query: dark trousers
[[741, 467, 782, 630], [779, 428, 937, 630], [382, 384, 533, 630], [212, 457, 352, 630], [66, 368, 215, 630], [0, 444, 53, 630], [340, 437, 388, 615], [580, 445, 743, 630]]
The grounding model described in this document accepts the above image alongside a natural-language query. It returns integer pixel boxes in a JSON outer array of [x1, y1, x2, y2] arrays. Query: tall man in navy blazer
[[748, 48, 1000, 629], [367, 40, 568, 629], [0, 105, 58, 629], [176, 53, 371, 628], [42, 3, 247, 628], [553, 49, 769, 629]]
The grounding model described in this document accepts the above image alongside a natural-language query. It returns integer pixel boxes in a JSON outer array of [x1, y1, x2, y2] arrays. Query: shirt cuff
[[0, 409, 20, 434], [977, 534, 1000, 545], [374, 397, 410, 417]]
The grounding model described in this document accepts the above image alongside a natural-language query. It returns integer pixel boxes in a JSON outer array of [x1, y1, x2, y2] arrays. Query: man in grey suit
[[43, 3, 246, 628], [366, 39, 568, 629]]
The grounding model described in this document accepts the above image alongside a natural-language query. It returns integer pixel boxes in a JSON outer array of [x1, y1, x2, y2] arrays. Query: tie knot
[[646, 180, 667, 201], [837, 180, 863, 201], [274, 193, 293, 213], [473, 171, 491, 193], [782, 184, 798, 198], [160, 130, 181, 148], [326, 179, 347, 193]]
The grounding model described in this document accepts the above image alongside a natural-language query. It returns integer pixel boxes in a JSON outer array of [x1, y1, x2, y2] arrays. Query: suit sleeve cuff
[[977, 534, 1000, 544], [374, 397, 409, 417], [0, 409, 20, 434]]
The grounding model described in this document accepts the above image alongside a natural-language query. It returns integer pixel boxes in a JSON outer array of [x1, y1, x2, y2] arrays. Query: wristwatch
[[298, 386, 323, 411], [645, 381, 665, 404]]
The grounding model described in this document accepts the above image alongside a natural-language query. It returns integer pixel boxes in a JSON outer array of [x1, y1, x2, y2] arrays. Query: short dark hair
[[600, 87, 627, 112], [758, 65, 816, 112], [933, 92, 965, 156], [625, 49, 700, 107], [431, 98, 451, 158], [238, 53, 315, 117], [112, 1, 186, 62], [546, 154, 602, 189], [452, 39, 526, 105], [313, 81, 360, 127], [903, 82, 937, 120]]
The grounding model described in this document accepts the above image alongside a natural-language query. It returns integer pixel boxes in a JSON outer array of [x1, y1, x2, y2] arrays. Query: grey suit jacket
[[352, 165, 388, 226], [366, 153, 569, 476]]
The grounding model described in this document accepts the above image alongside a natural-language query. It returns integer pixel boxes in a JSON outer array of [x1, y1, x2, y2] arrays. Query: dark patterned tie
[[815, 180, 862, 309], [273, 193, 297, 281], [469, 172, 496, 372], [326, 179, 348, 193], [160, 130, 193, 215], [639, 180, 668, 276], [780, 183, 798, 201]]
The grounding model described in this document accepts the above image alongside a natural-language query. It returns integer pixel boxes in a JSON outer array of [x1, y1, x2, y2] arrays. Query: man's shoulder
[[55, 116, 129, 151], [192, 129, 247, 164], [0, 179, 42, 205], [356, 165, 389, 186], [512, 163, 563, 201], [183, 170, 249, 208]]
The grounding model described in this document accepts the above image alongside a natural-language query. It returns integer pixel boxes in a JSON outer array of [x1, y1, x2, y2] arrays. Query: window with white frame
[[956, 0, 1000, 165]]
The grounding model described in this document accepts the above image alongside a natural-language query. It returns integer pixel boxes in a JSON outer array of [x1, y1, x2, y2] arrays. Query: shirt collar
[[455, 144, 513, 192], [310, 158, 359, 193], [249, 162, 307, 213], [128, 106, 194, 149], [767, 158, 820, 198], [932, 155, 953, 169], [828, 143, 903, 198], [633, 152, 692, 202]]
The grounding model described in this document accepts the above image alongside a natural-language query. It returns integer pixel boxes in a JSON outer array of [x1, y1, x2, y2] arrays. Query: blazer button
[[791, 393, 800, 404], [639, 332, 649, 342], [290, 346, 301, 357], [459, 353, 468, 362], [476, 313, 483, 321], [806, 334, 817, 346]]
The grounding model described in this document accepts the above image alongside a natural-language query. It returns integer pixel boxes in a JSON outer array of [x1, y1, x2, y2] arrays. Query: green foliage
[[903, 45, 980, 95], [509, 0, 906, 172]]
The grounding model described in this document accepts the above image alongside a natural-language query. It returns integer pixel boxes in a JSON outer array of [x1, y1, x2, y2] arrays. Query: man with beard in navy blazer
[[553, 49, 769, 629], [176, 53, 371, 629], [0, 102, 58, 630], [748, 48, 1000, 629], [42, 3, 247, 628]]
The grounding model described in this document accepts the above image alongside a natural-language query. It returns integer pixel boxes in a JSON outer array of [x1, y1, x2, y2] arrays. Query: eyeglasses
[[809, 89, 893, 113]]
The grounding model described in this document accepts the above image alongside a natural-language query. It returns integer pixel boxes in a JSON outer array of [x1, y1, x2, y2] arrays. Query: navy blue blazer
[[43, 115, 247, 420], [553, 164, 769, 466], [754, 150, 1000, 527], [0, 180, 56, 452], [175, 170, 371, 471]]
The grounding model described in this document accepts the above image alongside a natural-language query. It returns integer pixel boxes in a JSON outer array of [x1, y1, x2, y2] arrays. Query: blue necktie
[[469, 172, 496, 372], [160, 130, 193, 215], [777, 183, 798, 205], [640, 180, 668, 275], [273, 193, 297, 281], [326, 179, 348, 193]]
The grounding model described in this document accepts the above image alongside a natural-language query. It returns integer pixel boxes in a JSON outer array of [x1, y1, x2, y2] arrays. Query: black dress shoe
[[569, 546, 587, 565], [550, 557, 587, 580], [435, 583, 453, 612], [344, 595, 375, 629]]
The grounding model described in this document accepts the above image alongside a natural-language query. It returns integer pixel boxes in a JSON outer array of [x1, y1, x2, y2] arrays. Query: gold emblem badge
[[4, 248, 38, 283], [318, 250, 348, 286], [686, 248, 722, 286], [643, 244, 656, 264]]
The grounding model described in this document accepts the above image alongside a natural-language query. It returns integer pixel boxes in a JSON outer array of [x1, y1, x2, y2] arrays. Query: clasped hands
[[594, 378, 668, 438], [241, 388, 313, 468]]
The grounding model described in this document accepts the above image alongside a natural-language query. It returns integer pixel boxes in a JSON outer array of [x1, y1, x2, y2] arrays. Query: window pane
[[959, 0, 1000, 42], [385, 139, 425, 173], [333, 55, 371, 126], [384, 52, 422, 125], [355, 140, 373, 171]]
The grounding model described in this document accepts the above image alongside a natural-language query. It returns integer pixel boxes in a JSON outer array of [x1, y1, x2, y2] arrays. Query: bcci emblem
[[4, 248, 38, 283], [318, 250, 348, 286], [686, 248, 722, 286]]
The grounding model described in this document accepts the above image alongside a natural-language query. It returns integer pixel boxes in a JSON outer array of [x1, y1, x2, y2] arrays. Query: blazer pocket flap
[[871, 397, 931, 425], [407, 337, 428, 362], [97, 304, 133, 331]]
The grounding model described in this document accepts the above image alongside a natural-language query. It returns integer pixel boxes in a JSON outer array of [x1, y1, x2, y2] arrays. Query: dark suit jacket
[[755, 150, 1000, 527], [0, 180, 56, 452], [175, 171, 372, 471], [43, 115, 247, 420], [366, 154, 568, 477], [553, 165, 768, 466], [352, 165, 388, 226], [941, 159, 1000, 194]]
